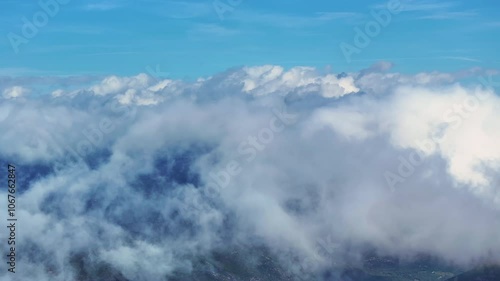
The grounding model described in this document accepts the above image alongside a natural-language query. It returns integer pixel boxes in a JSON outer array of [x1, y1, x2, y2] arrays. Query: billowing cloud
[[2, 86, 29, 99], [0, 64, 499, 280]]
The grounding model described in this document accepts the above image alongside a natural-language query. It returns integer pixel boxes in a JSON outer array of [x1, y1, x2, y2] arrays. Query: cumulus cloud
[[0, 64, 499, 280], [2, 86, 29, 99]]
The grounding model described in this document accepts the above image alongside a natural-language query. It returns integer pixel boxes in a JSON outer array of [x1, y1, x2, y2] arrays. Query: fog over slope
[[1, 63, 499, 280]]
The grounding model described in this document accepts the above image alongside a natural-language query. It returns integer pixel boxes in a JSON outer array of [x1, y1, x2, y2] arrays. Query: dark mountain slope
[[446, 265, 500, 281]]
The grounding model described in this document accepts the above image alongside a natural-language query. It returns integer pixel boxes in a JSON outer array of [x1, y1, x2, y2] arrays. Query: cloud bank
[[0, 63, 500, 280]]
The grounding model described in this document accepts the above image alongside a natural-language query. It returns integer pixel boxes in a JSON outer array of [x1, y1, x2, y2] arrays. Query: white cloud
[[2, 85, 29, 99], [1, 65, 500, 280], [89, 73, 151, 96]]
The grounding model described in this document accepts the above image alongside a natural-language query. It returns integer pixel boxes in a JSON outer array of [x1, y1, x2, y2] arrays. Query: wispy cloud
[[440, 56, 482, 63], [44, 25, 115, 35], [418, 10, 478, 20], [230, 11, 362, 28], [349, 56, 483, 64], [147, 1, 213, 19], [388, 0, 478, 21], [371, 0, 453, 11], [399, 1, 455, 12], [83, 2, 122, 11], [315, 12, 362, 20], [190, 24, 239, 37], [77, 51, 142, 56], [0, 67, 58, 76], [484, 21, 500, 28]]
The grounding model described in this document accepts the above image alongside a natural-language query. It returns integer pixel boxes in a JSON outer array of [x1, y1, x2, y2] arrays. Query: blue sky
[[1, 0, 499, 78]]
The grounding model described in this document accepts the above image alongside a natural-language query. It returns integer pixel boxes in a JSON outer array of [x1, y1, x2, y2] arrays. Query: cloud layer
[[0, 64, 500, 280]]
